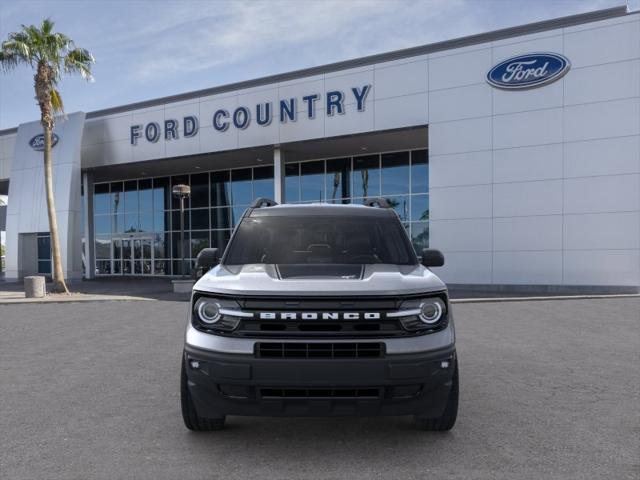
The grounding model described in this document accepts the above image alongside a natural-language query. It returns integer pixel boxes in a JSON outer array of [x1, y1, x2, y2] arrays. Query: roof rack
[[363, 197, 390, 208], [250, 197, 278, 208]]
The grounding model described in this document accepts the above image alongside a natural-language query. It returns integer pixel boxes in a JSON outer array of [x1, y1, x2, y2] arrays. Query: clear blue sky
[[0, 0, 634, 130]]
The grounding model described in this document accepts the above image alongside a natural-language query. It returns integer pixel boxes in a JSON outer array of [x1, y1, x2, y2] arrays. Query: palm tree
[[0, 19, 94, 293]]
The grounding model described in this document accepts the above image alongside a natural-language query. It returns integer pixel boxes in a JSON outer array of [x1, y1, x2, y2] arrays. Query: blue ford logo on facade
[[29, 133, 59, 151], [487, 53, 570, 90]]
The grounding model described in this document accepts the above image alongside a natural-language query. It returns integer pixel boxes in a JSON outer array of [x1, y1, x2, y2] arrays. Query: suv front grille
[[255, 342, 384, 359]]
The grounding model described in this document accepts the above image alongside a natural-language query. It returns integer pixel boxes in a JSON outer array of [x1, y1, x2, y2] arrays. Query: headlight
[[195, 298, 221, 324], [419, 298, 445, 324], [192, 295, 244, 332], [397, 295, 448, 332]]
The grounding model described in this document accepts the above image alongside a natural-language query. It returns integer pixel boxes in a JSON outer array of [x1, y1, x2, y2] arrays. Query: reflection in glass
[[171, 210, 190, 231], [231, 169, 253, 205], [353, 155, 379, 198], [138, 178, 153, 211], [411, 194, 429, 221], [124, 212, 139, 232], [231, 205, 248, 226], [211, 207, 230, 230], [285, 163, 300, 203], [211, 171, 230, 207], [124, 180, 138, 212], [94, 183, 110, 215], [211, 230, 231, 250], [153, 177, 170, 210], [139, 212, 153, 232], [171, 175, 190, 209], [96, 260, 111, 275], [381, 152, 410, 195], [153, 211, 168, 232], [154, 260, 169, 275], [411, 149, 428, 193], [385, 195, 410, 221], [154, 233, 168, 258], [190, 173, 209, 208], [94, 214, 111, 235], [191, 208, 209, 230], [253, 166, 274, 199], [301, 161, 324, 202], [190, 231, 209, 257], [110, 182, 123, 218], [95, 236, 111, 259], [326, 158, 350, 203], [37, 235, 51, 259], [411, 221, 429, 253]]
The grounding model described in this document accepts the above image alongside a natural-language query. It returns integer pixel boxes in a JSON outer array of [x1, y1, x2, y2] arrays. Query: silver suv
[[181, 198, 458, 431]]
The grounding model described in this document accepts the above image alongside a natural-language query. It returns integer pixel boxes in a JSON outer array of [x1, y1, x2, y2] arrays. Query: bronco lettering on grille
[[258, 312, 382, 320]]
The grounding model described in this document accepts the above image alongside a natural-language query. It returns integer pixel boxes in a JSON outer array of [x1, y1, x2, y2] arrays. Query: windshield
[[223, 215, 417, 265]]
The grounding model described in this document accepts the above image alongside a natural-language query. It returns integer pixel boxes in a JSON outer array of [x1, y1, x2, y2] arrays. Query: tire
[[414, 360, 459, 431], [181, 362, 226, 431]]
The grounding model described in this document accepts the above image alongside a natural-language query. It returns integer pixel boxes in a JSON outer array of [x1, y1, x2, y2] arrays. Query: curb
[[450, 293, 640, 304], [0, 295, 155, 305]]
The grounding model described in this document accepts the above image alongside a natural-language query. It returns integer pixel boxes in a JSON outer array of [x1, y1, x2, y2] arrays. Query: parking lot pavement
[[1, 298, 638, 480]]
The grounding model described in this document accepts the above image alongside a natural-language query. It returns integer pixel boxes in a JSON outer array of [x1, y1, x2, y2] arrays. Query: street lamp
[[172, 184, 191, 278]]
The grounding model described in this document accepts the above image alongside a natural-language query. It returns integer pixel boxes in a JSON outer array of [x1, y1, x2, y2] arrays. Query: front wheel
[[414, 360, 459, 431], [181, 362, 226, 431]]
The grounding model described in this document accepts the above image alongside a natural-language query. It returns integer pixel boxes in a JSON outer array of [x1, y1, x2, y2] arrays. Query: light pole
[[172, 184, 191, 278]]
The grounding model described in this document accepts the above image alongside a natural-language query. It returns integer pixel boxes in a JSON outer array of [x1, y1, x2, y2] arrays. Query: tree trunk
[[43, 123, 68, 293], [35, 63, 69, 293]]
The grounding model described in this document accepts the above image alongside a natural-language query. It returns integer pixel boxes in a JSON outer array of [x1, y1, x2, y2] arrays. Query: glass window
[[96, 260, 111, 275], [154, 260, 170, 275], [191, 208, 210, 230], [110, 182, 123, 218], [253, 166, 274, 199], [95, 236, 111, 259], [211, 171, 231, 208], [190, 231, 209, 257], [171, 210, 190, 231], [300, 161, 325, 202], [411, 194, 429, 221], [171, 175, 190, 209], [172, 232, 189, 259], [211, 207, 231, 230], [172, 259, 193, 277], [411, 149, 429, 193], [94, 183, 110, 215], [285, 163, 300, 203], [381, 152, 410, 195], [37, 234, 51, 260], [94, 215, 111, 235], [113, 238, 123, 261], [326, 158, 351, 203], [123, 180, 138, 213], [353, 155, 380, 198], [410, 221, 429, 253], [224, 216, 416, 265], [38, 260, 52, 274], [385, 195, 410, 221], [154, 233, 169, 258], [124, 212, 139, 233], [211, 230, 231, 250], [231, 205, 248, 226], [153, 210, 168, 232], [231, 168, 253, 205], [138, 178, 153, 212], [153, 177, 170, 211], [190, 173, 209, 208], [139, 211, 153, 232], [111, 212, 124, 234]]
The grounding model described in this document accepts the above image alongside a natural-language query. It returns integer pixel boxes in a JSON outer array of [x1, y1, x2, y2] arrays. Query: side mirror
[[194, 248, 220, 278], [421, 248, 444, 268]]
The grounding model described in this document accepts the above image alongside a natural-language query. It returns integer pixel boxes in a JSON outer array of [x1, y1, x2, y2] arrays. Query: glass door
[[113, 236, 153, 275]]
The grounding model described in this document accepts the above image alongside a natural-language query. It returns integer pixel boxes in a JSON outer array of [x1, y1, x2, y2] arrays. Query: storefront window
[[353, 155, 380, 198], [381, 151, 410, 195], [300, 160, 325, 202]]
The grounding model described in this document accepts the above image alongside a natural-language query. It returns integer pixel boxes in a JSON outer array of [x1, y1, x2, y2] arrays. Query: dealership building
[[0, 6, 638, 291]]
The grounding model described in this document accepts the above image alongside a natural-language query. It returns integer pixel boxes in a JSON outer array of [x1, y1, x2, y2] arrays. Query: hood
[[193, 264, 446, 296]]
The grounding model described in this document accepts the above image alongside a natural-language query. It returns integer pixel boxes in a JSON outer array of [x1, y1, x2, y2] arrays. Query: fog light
[[189, 360, 200, 369], [440, 360, 450, 369]]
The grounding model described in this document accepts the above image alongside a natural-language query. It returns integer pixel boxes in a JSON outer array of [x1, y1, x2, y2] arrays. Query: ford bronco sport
[[181, 198, 458, 431]]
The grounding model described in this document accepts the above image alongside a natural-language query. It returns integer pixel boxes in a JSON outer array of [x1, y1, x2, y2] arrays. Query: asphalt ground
[[1, 298, 638, 480]]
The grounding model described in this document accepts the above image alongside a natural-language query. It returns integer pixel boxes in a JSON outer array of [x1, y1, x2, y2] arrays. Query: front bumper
[[183, 338, 456, 417]]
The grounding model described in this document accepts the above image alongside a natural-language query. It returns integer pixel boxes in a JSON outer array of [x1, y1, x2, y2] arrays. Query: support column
[[82, 171, 95, 279], [273, 146, 285, 204]]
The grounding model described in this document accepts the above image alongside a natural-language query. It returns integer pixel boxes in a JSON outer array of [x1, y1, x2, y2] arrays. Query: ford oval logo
[[29, 133, 59, 151], [487, 53, 570, 90]]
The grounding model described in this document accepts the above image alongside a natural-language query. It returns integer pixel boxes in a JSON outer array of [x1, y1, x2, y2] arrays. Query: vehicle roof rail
[[250, 197, 278, 208], [363, 197, 390, 208]]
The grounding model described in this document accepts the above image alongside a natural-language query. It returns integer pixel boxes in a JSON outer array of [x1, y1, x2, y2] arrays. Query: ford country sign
[[487, 53, 570, 90], [29, 133, 59, 151]]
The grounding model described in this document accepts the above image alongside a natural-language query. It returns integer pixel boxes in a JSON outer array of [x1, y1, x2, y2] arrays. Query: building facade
[[0, 6, 638, 291]]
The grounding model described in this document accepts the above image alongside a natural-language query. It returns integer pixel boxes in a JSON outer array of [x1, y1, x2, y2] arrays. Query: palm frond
[[50, 88, 64, 114], [64, 47, 94, 81]]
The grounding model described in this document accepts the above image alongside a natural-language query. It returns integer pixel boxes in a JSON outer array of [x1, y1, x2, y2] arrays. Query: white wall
[[0, 133, 15, 181], [428, 13, 640, 288]]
